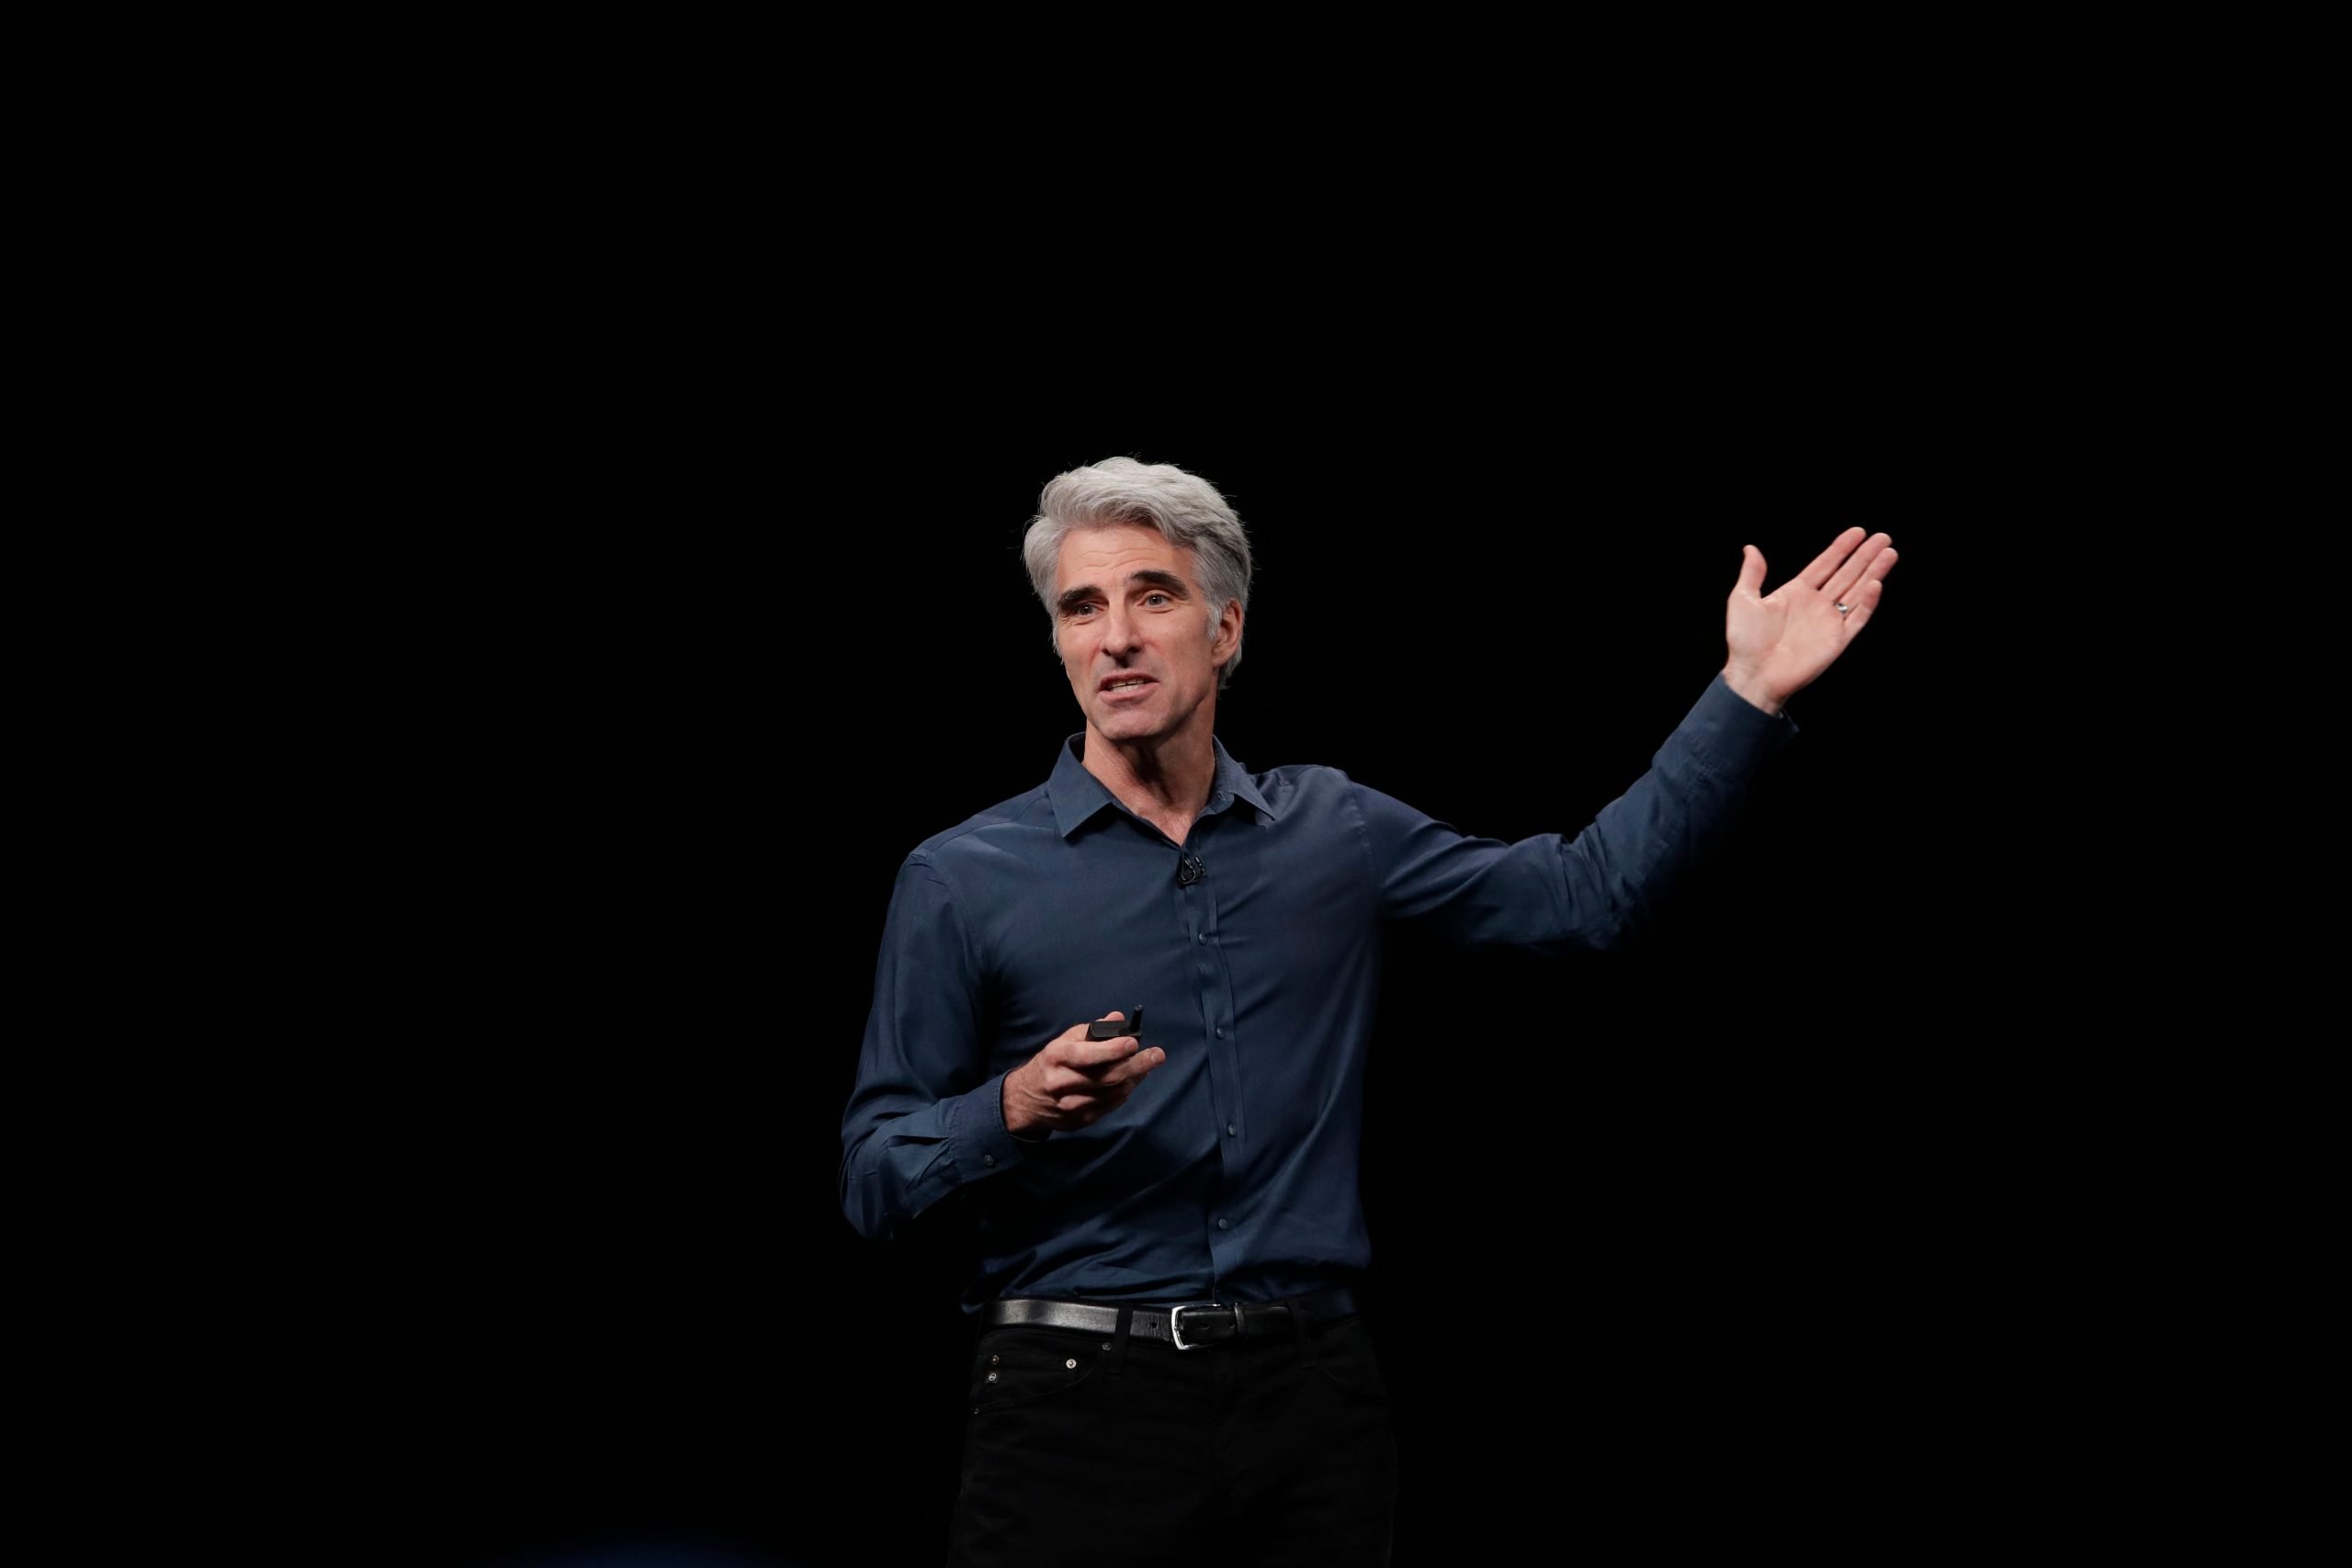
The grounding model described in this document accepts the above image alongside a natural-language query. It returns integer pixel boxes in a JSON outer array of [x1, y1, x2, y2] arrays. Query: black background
[[300, 335, 2018, 1566]]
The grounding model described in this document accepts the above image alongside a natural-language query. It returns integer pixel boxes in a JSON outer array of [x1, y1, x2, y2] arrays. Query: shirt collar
[[1047, 735, 1280, 839]]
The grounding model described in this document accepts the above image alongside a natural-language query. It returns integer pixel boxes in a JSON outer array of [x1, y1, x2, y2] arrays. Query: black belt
[[983, 1289, 1358, 1350]]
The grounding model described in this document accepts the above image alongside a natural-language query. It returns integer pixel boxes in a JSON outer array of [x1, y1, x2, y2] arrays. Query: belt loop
[[1108, 1304, 1134, 1376]]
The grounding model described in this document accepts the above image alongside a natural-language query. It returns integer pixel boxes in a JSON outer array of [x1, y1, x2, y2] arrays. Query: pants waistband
[[983, 1288, 1358, 1349]]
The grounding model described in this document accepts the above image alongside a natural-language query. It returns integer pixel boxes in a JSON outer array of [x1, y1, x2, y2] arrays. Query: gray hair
[[1022, 457, 1255, 688]]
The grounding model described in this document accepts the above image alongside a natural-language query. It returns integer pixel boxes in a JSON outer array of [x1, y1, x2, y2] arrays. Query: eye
[[1143, 592, 1172, 606]]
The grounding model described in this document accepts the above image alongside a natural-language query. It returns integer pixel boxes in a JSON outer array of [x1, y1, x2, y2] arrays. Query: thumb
[[1734, 544, 1767, 598]]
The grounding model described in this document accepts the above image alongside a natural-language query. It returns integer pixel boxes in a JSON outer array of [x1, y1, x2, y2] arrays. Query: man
[[840, 457, 1896, 1566]]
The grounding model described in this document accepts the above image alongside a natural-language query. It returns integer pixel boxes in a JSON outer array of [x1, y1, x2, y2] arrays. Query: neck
[[1080, 720, 1219, 837]]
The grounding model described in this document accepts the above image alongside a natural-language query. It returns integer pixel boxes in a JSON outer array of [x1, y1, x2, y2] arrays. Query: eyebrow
[[1056, 569, 1192, 616]]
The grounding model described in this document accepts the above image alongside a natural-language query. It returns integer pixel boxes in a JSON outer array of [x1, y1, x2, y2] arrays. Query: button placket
[[1188, 821, 1245, 1232]]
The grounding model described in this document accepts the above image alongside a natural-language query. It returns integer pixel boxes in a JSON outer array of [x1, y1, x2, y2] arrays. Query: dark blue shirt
[[840, 675, 1792, 1311]]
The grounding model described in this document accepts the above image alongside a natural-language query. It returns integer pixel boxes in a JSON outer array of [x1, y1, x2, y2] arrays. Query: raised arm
[[1356, 526, 1897, 952], [1354, 672, 1793, 954]]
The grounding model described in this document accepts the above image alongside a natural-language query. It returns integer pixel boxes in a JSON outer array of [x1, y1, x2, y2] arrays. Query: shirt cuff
[[1684, 671, 1799, 779], [941, 1071, 1036, 1180]]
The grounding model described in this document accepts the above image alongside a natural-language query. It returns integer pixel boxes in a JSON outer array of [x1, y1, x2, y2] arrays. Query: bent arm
[[838, 857, 1032, 1241], [1357, 673, 1794, 953]]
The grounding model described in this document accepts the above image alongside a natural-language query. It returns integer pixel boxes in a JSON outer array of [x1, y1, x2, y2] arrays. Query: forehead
[[1053, 523, 1197, 592]]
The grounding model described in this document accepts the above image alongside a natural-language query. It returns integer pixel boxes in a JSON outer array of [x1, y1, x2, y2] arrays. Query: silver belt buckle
[[1167, 1301, 1230, 1350]]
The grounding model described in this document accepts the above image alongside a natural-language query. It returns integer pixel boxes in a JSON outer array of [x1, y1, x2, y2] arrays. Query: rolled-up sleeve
[[839, 854, 1032, 1240]]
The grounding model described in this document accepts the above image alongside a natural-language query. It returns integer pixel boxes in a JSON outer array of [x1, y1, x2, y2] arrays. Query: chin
[[1093, 709, 1163, 742]]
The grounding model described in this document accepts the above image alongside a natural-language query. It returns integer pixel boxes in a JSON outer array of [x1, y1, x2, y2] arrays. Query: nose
[[1099, 601, 1140, 659]]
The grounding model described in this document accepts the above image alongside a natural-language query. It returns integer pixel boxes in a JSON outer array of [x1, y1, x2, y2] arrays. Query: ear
[[1209, 598, 1244, 669]]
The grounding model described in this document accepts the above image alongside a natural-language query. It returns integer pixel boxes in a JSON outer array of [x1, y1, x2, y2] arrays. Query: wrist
[[1001, 1066, 1048, 1140], [1719, 662, 1784, 716]]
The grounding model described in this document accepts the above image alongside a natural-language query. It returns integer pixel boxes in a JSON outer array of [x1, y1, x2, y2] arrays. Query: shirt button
[[1215, 1027, 1224, 1038], [1197, 933, 1206, 943], [982, 1155, 996, 1167], [1226, 1124, 1237, 1137], [1216, 1218, 1230, 1230]]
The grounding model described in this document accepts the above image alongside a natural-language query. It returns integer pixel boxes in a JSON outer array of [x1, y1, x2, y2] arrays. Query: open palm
[[1722, 527, 1898, 712]]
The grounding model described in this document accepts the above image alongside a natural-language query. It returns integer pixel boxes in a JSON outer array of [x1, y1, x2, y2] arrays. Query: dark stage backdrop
[[320, 388, 1987, 1567]]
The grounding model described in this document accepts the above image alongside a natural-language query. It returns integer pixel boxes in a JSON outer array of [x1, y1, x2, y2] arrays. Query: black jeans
[[948, 1309, 1397, 1567]]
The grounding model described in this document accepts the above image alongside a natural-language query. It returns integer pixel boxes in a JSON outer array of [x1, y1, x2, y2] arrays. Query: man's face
[[1053, 524, 1241, 751]]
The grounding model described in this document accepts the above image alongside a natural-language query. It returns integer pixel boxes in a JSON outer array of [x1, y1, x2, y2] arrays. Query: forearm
[[1717, 661, 1784, 716], [842, 854, 1035, 1240], [1558, 673, 1788, 944], [839, 1072, 1029, 1241], [1364, 673, 1794, 953]]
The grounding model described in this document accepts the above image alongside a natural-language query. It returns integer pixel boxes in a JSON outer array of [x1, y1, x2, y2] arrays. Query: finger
[[1097, 1045, 1167, 1088], [1052, 1093, 1104, 1125], [1056, 1071, 1146, 1120], [1055, 1082, 1120, 1112], [1056, 1008, 1125, 1042], [1056, 1045, 1151, 1090], [1822, 533, 1894, 605], [1838, 547, 1897, 629], [1052, 1009, 1131, 1051], [1794, 526, 1870, 592], [1733, 544, 1767, 600], [1052, 1035, 1153, 1077], [1838, 573, 1889, 634], [1045, 1061, 1135, 1103]]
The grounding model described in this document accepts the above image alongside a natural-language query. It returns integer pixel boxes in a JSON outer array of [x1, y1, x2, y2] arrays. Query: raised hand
[[1721, 527, 1898, 713]]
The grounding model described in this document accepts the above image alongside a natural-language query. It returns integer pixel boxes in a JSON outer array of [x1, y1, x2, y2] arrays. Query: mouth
[[1098, 675, 1156, 701]]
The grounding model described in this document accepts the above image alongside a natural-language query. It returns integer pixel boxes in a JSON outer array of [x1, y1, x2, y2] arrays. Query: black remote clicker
[[1086, 1008, 1144, 1041]]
